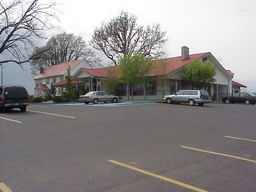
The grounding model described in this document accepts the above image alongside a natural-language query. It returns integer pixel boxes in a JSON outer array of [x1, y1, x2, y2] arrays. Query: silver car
[[163, 90, 211, 106], [79, 91, 119, 104]]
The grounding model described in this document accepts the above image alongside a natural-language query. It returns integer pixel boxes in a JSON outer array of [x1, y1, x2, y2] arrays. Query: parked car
[[0, 85, 29, 112], [163, 90, 211, 106], [79, 91, 119, 104], [222, 93, 256, 105]]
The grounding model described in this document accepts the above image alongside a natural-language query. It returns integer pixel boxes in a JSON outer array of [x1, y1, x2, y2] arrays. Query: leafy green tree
[[104, 67, 121, 94], [48, 86, 56, 97], [62, 66, 76, 101], [182, 60, 216, 89], [119, 54, 153, 100]]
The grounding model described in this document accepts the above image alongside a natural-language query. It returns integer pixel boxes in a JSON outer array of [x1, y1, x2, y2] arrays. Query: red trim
[[36, 84, 48, 89], [232, 80, 247, 88], [53, 80, 83, 86]]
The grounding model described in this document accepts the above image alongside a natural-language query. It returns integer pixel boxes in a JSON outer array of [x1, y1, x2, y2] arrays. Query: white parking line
[[0, 116, 22, 124], [0, 183, 12, 192], [55, 103, 129, 107], [28, 110, 76, 119]]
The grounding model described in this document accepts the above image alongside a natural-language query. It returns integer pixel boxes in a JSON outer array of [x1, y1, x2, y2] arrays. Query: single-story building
[[34, 47, 246, 101]]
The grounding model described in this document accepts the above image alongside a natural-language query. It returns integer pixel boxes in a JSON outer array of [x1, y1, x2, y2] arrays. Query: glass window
[[200, 90, 209, 96], [85, 92, 95, 96], [190, 91, 198, 95], [115, 83, 127, 96], [183, 91, 190, 95], [96, 92, 103, 96], [175, 90, 183, 95], [133, 84, 144, 96], [5, 87, 28, 99], [146, 79, 157, 95]]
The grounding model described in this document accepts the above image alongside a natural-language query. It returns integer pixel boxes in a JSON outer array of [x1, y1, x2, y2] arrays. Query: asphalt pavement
[[0, 102, 255, 192]]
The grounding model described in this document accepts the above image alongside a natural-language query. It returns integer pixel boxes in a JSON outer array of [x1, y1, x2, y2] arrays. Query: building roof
[[232, 80, 247, 88], [80, 66, 115, 78], [79, 52, 209, 78], [149, 52, 209, 76], [34, 60, 84, 80]]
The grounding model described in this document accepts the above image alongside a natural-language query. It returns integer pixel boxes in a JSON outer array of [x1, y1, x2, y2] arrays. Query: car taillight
[[200, 95, 208, 99]]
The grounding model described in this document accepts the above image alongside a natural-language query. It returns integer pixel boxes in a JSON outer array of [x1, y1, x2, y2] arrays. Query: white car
[[79, 91, 119, 104], [163, 90, 211, 106]]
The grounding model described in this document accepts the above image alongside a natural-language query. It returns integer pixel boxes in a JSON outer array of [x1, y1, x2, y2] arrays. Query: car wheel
[[84, 101, 89, 104], [112, 98, 118, 103], [93, 99, 98, 104], [245, 100, 250, 105], [20, 106, 27, 112], [166, 98, 172, 104], [188, 99, 195, 106], [199, 103, 204, 106], [0, 107, 4, 112], [225, 99, 230, 104]]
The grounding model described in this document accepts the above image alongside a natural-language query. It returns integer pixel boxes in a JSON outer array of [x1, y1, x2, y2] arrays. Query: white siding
[[75, 70, 93, 78], [214, 70, 229, 85]]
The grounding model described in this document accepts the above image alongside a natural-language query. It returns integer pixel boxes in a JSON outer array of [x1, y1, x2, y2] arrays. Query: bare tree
[[91, 11, 167, 66], [31, 32, 101, 74], [0, 0, 57, 65]]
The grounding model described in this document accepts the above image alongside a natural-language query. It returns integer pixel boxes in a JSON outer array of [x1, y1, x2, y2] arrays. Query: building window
[[202, 57, 208, 62], [146, 79, 157, 95], [115, 83, 127, 96], [133, 84, 144, 96]]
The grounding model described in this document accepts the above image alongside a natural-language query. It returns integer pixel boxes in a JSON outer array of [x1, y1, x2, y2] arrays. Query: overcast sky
[[3, 0, 256, 93]]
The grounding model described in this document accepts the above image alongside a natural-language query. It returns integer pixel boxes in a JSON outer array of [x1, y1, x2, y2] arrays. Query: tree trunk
[[126, 83, 130, 100], [143, 82, 147, 100], [131, 83, 134, 100]]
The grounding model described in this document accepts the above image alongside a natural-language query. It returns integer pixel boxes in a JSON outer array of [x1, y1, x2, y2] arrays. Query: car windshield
[[85, 92, 95, 96], [0, 87, 2, 95]]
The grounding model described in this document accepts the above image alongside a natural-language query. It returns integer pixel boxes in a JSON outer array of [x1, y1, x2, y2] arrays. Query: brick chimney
[[181, 46, 190, 60]]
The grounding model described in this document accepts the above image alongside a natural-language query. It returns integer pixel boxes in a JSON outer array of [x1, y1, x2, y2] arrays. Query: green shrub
[[32, 97, 43, 103], [61, 91, 76, 101], [43, 95, 52, 101], [52, 96, 64, 103]]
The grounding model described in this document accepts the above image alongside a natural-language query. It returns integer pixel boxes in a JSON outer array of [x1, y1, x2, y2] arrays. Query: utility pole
[[0, 64, 3, 87]]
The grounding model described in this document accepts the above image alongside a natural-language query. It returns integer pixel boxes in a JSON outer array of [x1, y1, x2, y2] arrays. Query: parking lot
[[0, 103, 255, 192]]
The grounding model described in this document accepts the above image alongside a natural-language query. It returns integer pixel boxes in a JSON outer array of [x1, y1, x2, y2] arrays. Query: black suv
[[0, 85, 29, 112]]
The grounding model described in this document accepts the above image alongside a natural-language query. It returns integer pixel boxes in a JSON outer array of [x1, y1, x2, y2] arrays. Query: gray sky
[[4, 0, 256, 93]]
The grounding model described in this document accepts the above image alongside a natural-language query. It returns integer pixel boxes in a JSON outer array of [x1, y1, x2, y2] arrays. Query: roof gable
[[34, 60, 84, 80]]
